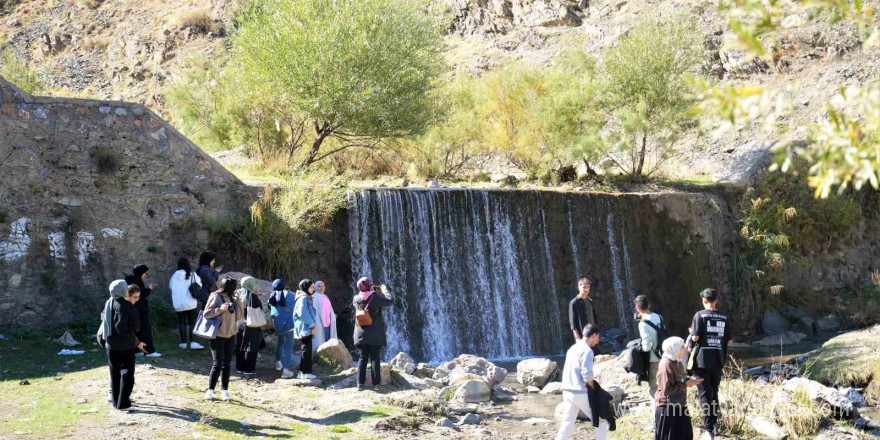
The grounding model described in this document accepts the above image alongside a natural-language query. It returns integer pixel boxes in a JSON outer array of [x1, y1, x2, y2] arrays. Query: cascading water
[[347, 188, 724, 362]]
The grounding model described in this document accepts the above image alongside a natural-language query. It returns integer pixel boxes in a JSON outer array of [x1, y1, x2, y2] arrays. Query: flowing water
[[348, 188, 725, 362]]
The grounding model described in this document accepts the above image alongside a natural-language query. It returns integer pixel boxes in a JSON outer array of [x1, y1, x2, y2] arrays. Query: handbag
[[193, 309, 221, 340], [188, 273, 200, 301], [246, 292, 267, 328], [355, 295, 375, 327]]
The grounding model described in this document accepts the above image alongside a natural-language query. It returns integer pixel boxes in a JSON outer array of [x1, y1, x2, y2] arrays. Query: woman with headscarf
[[293, 279, 317, 379], [352, 277, 394, 391], [204, 277, 244, 401], [197, 252, 223, 308], [311, 280, 337, 350], [103, 281, 146, 411], [654, 336, 703, 440], [268, 279, 296, 378], [235, 276, 263, 375], [170, 257, 203, 350], [125, 264, 161, 358]]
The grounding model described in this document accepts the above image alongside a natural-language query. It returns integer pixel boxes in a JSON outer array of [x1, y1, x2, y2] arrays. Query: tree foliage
[[231, 0, 447, 169], [596, 15, 703, 179]]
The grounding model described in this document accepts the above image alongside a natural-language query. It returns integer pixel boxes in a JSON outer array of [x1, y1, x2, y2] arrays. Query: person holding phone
[[203, 277, 243, 401], [104, 282, 147, 411], [197, 252, 224, 309], [352, 277, 393, 391], [654, 336, 702, 440]]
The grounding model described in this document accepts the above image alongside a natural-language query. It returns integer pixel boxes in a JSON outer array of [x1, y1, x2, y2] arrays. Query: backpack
[[640, 315, 668, 359], [355, 295, 375, 327], [622, 339, 649, 381]]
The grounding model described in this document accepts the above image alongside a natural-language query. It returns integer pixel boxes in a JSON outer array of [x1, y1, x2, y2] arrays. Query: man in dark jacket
[[105, 283, 146, 411], [569, 278, 597, 341]]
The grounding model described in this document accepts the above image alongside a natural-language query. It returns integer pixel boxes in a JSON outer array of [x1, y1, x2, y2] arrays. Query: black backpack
[[622, 339, 649, 381], [640, 315, 668, 359]]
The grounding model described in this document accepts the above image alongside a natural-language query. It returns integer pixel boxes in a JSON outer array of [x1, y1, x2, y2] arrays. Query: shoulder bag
[[188, 272, 200, 300], [246, 292, 267, 328], [193, 295, 223, 339], [355, 295, 375, 327]]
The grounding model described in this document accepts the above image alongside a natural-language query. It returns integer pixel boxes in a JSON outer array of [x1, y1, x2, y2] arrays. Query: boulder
[[316, 339, 353, 370], [450, 372, 486, 386], [554, 403, 589, 421], [453, 379, 492, 403], [865, 380, 880, 406], [425, 378, 445, 389], [539, 382, 564, 395], [391, 370, 428, 390], [439, 354, 508, 386], [816, 315, 841, 333], [839, 388, 866, 407], [762, 310, 790, 335], [390, 352, 416, 371], [457, 413, 481, 425], [516, 358, 557, 388], [783, 377, 858, 418], [754, 331, 807, 347], [792, 317, 815, 336], [492, 384, 517, 402], [436, 418, 456, 429], [416, 363, 436, 379], [439, 385, 459, 402], [749, 416, 789, 439], [784, 305, 811, 320]]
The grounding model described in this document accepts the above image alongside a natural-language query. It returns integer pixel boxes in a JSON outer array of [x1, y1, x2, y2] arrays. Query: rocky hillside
[[2, 0, 879, 182]]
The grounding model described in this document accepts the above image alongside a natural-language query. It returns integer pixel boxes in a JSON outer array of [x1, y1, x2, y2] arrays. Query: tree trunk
[[582, 158, 600, 181], [300, 123, 331, 170], [635, 131, 648, 179]]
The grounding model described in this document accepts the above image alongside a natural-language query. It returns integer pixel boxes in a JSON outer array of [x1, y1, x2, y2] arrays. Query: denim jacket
[[293, 291, 316, 339]]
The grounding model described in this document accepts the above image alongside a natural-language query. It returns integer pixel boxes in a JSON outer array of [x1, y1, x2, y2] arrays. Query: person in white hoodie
[[170, 257, 203, 350]]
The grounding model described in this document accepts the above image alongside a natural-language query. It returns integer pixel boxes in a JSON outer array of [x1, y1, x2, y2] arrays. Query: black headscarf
[[298, 278, 314, 295], [219, 277, 238, 295], [133, 264, 149, 278], [125, 264, 149, 290], [270, 279, 286, 307], [176, 257, 192, 279], [198, 252, 215, 268]]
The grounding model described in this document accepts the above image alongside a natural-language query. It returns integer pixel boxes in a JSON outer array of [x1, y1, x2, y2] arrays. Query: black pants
[[177, 309, 197, 345], [236, 328, 261, 373], [357, 344, 382, 386], [208, 336, 234, 390], [108, 349, 136, 409], [299, 335, 313, 374], [694, 367, 723, 433], [135, 299, 155, 354]]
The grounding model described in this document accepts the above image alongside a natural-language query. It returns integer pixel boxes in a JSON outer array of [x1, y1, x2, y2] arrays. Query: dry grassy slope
[[2, 0, 878, 182]]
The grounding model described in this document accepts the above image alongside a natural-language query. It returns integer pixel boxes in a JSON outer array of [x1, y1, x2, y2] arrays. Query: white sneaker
[[276, 361, 283, 371], [221, 390, 230, 401], [297, 371, 305, 380], [145, 352, 162, 358], [281, 369, 295, 379], [700, 432, 714, 440], [178, 343, 187, 349], [204, 390, 214, 400], [305, 373, 317, 380], [190, 342, 204, 350]]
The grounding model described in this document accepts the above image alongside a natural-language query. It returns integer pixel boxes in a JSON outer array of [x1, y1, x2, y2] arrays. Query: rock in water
[[762, 310, 791, 335], [438, 354, 508, 386], [539, 382, 564, 395], [453, 379, 491, 403], [815, 315, 841, 333], [516, 358, 557, 388], [316, 339, 353, 370]]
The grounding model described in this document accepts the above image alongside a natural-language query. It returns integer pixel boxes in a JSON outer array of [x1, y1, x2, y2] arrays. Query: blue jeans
[[276, 332, 294, 369], [323, 327, 331, 341]]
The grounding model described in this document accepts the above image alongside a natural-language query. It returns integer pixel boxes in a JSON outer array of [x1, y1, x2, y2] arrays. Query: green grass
[[804, 325, 880, 387], [329, 426, 353, 433]]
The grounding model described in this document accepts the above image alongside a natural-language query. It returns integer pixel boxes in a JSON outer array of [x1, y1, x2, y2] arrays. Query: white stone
[[48, 232, 66, 261], [75, 231, 95, 268], [516, 358, 557, 388], [539, 382, 564, 395], [0, 218, 31, 261], [101, 228, 124, 239], [8, 274, 22, 288], [453, 379, 491, 403]]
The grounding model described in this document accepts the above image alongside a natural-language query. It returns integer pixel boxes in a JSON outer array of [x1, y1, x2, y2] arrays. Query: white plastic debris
[[57, 349, 85, 355]]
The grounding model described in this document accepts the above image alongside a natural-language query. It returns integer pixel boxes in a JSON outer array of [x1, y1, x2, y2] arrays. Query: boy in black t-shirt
[[689, 288, 732, 440]]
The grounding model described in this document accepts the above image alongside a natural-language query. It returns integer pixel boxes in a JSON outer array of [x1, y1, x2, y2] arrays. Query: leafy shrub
[[0, 49, 44, 94]]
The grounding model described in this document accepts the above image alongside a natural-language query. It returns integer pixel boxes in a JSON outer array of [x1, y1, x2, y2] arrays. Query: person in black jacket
[[689, 288, 732, 440], [125, 264, 161, 358], [352, 277, 393, 391], [569, 278, 597, 341], [104, 283, 146, 411], [235, 276, 263, 375], [196, 252, 223, 308]]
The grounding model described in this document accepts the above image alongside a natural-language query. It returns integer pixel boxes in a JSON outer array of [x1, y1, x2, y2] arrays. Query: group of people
[[559, 278, 731, 440], [100, 251, 395, 411]]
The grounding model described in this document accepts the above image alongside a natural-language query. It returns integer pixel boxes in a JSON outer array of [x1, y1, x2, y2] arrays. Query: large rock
[[453, 379, 492, 403], [492, 384, 518, 402], [391, 370, 428, 390], [816, 315, 841, 333], [416, 363, 436, 379], [783, 378, 858, 418], [450, 372, 487, 386], [316, 339, 354, 370], [792, 317, 815, 336], [439, 354, 508, 386], [390, 352, 417, 374], [839, 388, 866, 407], [516, 358, 557, 388], [754, 331, 807, 347], [539, 382, 564, 395], [762, 310, 790, 335]]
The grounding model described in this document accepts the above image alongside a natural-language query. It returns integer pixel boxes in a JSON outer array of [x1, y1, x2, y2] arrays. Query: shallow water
[[728, 336, 830, 367]]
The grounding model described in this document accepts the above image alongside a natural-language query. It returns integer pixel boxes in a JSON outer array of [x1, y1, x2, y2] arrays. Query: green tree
[[597, 16, 703, 179], [231, 0, 447, 169], [1, 49, 44, 95]]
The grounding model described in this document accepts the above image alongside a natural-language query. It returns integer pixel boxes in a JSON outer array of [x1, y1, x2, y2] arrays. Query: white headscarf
[[661, 336, 686, 363]]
